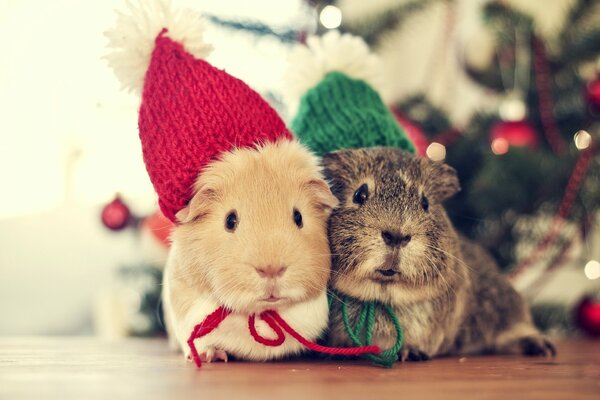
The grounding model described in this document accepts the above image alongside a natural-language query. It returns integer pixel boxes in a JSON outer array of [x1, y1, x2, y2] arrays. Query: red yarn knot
[[248, 313, 285, 346], [188, 307, 381, 369]]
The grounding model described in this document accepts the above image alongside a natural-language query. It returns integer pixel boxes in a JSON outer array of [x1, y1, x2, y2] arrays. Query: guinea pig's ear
[[321, 152, 340, 167], [320, 152, 350, 202], [303, 178, 339, 214], [175, 184, 217, 224], [321, 152, 345, 176], [421, 159, 461, 202]]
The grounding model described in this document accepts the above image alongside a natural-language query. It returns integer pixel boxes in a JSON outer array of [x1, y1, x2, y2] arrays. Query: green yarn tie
[[331, 292, 404, 368]]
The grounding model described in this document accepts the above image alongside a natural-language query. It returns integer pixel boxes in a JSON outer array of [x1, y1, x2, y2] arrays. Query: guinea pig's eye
[[352, 183, 369, 205], [225, 211, 238, 232], [421, 195, 429, 211], [293, 208, 303, 229]]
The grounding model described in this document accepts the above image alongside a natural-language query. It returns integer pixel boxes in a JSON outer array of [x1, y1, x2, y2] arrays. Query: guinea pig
[[322, 147, 555, 361], [163, 140, 338, 362]]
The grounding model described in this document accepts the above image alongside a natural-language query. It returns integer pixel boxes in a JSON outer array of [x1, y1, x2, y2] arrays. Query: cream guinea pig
[[163, 140, 337, 362], [105, 1, 338, 363]]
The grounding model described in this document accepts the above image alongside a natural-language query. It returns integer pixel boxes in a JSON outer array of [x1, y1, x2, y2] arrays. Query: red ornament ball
[[392, 111, 429, 157], [575, 295, 600, 337], [141, 210, 174, 248], [101, 195, 131, 231], [490, 119, 539, 155], [585, 75, 600, 110]]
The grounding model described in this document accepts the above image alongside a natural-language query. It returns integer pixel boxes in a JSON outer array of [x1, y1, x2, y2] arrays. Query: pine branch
[[465, 2, 535, 92], [205, 15, 302, 44], [561, 0, 595, 35], [560, 29, 600, 65], [339, 0, 447, 46], [558, 0, 600, 64], [483, 2, 533, 34]]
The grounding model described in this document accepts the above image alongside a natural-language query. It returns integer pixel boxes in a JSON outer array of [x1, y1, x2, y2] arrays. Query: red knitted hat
[[106, 3, 292, 222]]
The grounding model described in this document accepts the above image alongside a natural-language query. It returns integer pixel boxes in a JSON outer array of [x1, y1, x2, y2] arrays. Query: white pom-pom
[[285, 30, 382, 104], [104, 0, 212, 93]]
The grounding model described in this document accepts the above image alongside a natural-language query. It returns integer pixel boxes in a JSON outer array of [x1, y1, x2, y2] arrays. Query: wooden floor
[[0, 337, 598, 400]]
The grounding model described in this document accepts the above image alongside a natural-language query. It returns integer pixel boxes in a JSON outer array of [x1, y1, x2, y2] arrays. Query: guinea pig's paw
[[518, 335, 556, 358], [198, 348, 229, 363], [399, 345, 431, 362]]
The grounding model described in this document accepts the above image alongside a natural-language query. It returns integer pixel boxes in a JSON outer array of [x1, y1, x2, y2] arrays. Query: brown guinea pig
[[323, 147, 555, 361], [163, 140, 338, 363]]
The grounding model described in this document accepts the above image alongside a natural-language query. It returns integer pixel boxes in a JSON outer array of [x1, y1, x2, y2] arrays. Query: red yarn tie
[[248, 312, 285, 346], [187, 307, 381, 368], [187, 306, 232, 367], [262, 310, 380, 356]]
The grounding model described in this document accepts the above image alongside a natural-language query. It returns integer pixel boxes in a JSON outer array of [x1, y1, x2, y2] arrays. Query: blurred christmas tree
[[95, 196, 172, 338], [181, 0, 600, 335], [309, 0, 600, 272]]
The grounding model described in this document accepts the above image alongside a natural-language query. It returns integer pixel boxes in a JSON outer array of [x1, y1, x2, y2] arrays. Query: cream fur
[[163, 140, 337, 361]]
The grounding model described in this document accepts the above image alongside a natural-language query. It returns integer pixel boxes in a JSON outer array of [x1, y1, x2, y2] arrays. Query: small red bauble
[[101, 195, 131, 231], [490, 119, 539, 154], [585, 75, 600, 111], [392, 111, 429, 157], [141, 210, 173, 248], [575, 295, 600, 337]]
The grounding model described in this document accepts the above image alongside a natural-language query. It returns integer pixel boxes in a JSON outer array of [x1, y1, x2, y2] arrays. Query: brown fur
[[323, 147, 555, 360]]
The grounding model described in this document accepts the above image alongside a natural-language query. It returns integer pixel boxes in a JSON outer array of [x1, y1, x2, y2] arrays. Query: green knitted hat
[[286, 31, 415, 156]]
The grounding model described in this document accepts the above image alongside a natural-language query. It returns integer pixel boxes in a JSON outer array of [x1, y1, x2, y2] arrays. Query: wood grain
[[0, 337, 598, 400]]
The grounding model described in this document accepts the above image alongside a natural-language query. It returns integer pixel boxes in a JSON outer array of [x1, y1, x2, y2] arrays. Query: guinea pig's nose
[[382, 230, 411, 248], [255, 265, 287, 278]]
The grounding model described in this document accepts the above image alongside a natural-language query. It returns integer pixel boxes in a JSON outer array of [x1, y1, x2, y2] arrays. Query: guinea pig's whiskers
[[315, 267, 357, 286], [429, 260, 454, 294], [166, 259, 218, 281], [330, 271, 353, 280], [218, 279, 252, 304], [421, 250, 464, 296], [166, 269, 205, 282], [421, 248, 462, 283], [227, 271, 256, 292], [164, 253, 223, 281], [422, 255, 432, 285], [425, 243, 474, 274], [324, 267, 354, 279], [339, 247, 372, 272], [343, 250, 364, 268], [422, 253, 455, 295], [325, 288, 351, 308]]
